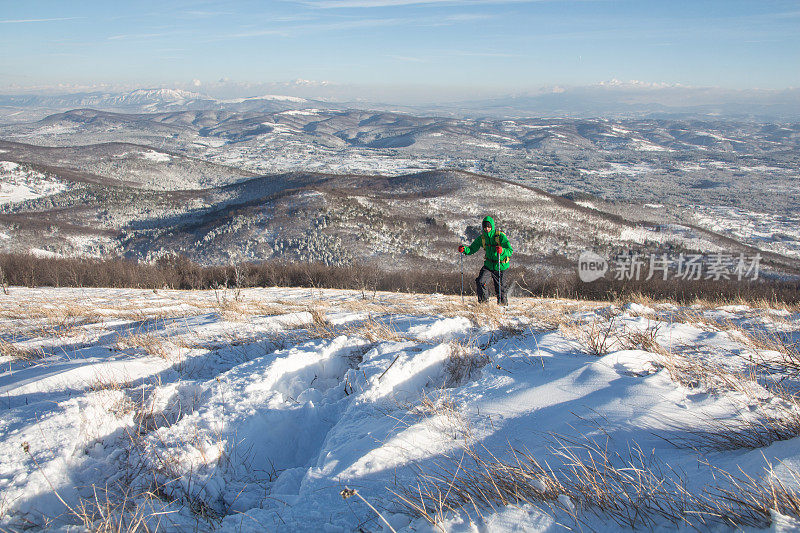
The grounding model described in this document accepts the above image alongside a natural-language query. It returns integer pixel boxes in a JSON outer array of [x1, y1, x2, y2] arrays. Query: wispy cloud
[[0, 17, 83, 24], [211, 10, 491, 41], [220, 29, 287, 38], [442, 13, 494, 22], [300, 0, 535, 7], [211, 16, 415, 40], [108, 32, 179, 41], [447, 50, 520, 58], [387, 54, 428, 62], [182, 10, 234, 18]]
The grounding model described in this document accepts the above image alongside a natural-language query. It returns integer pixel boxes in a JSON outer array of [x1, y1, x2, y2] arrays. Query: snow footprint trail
[[132, 314, 480, 529], [138, 335, 371, 514]]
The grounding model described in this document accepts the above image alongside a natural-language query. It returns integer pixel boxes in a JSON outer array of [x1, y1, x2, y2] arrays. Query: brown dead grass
[[446, 340, 491, 386], [396, 429, 800, 531], [114, 332, 174, 360], [344, 316, 406, 343], [0, 339, 45, 361]]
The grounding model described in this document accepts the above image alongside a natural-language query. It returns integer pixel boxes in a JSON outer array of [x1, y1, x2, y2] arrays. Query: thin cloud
[[443, 13, 494, 22], [301, 0, 536, 7], [447, 50, 521, 58], [214, 10, 490, 41], [0, 17, 83, 24], [183, 10, 234, 18], [387, 54, 428, 62], [108, 32, 179, 41], [217, 28, 286, 38], [212, 16, 415, 40]]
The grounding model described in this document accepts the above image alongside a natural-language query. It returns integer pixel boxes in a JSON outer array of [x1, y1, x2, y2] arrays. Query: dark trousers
[[476, 266, 507, 304]]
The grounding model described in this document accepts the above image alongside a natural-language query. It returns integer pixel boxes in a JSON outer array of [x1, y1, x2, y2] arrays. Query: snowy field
[[1, 287, 800, 532]]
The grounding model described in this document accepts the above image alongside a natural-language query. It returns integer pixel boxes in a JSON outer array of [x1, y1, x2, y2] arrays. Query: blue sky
[[1, 0, 798, 97]]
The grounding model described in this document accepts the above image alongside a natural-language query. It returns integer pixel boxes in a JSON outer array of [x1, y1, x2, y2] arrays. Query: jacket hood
[[482, 216, 495, 237]]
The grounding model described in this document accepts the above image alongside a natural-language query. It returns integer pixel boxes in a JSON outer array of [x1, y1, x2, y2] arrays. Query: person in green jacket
[[459, 215, 512, 305]]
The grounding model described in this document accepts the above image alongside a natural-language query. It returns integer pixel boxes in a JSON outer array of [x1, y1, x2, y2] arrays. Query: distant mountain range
[[1, 98, 798, 275], [2, 84, 799, 122], [455, 86, 800, 120], [0, 89, 337, 120]]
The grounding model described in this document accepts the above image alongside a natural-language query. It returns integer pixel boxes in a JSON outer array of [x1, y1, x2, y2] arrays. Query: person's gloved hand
[[459, 245, 465, 253], [496, 246, 503, 255]]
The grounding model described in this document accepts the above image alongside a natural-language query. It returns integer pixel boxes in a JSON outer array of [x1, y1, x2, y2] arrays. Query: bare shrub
[[3, 253, 798, 305], [0, 265, 8, 295]]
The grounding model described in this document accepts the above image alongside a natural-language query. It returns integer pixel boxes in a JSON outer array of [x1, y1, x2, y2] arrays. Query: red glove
[[496, 246, 503, 255], [459, 245, 465, 253]]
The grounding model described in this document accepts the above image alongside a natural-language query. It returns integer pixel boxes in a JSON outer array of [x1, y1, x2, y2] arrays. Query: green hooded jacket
[[463, 215, 513, 271]]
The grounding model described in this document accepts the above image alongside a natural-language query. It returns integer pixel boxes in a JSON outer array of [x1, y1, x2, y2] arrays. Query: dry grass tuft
[[300, 309, 408, 343], [0, 339, 45, 361], [583, 315, 620, 356], [405, 388, 473, 442], [395, 435, 696, 530], [445, 340, 491, 386], [738, 328, 800, 376], [393, 444, 566, 529], [653, 348, 755, 394], [248, 302, 295, 316], [670, 405, 800, 451], [33, 304, 103, 338], [620, 321, 667, 354], [559, 314, 621, 357], [467, 302, 506, 329], [299, 304, 336, 339], [396, 431, 800, 530], [115, 332, 174, 360], [700, 463, 800, 528], [344, 315, 406, 343]]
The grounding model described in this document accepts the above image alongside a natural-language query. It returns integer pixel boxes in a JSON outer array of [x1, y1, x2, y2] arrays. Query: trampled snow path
[[1, 287, 799, 531]]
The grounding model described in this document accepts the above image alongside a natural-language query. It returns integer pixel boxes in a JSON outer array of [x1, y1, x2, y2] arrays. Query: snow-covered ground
[[1, 287, 800, 531], [0, 162, 69, 205]]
